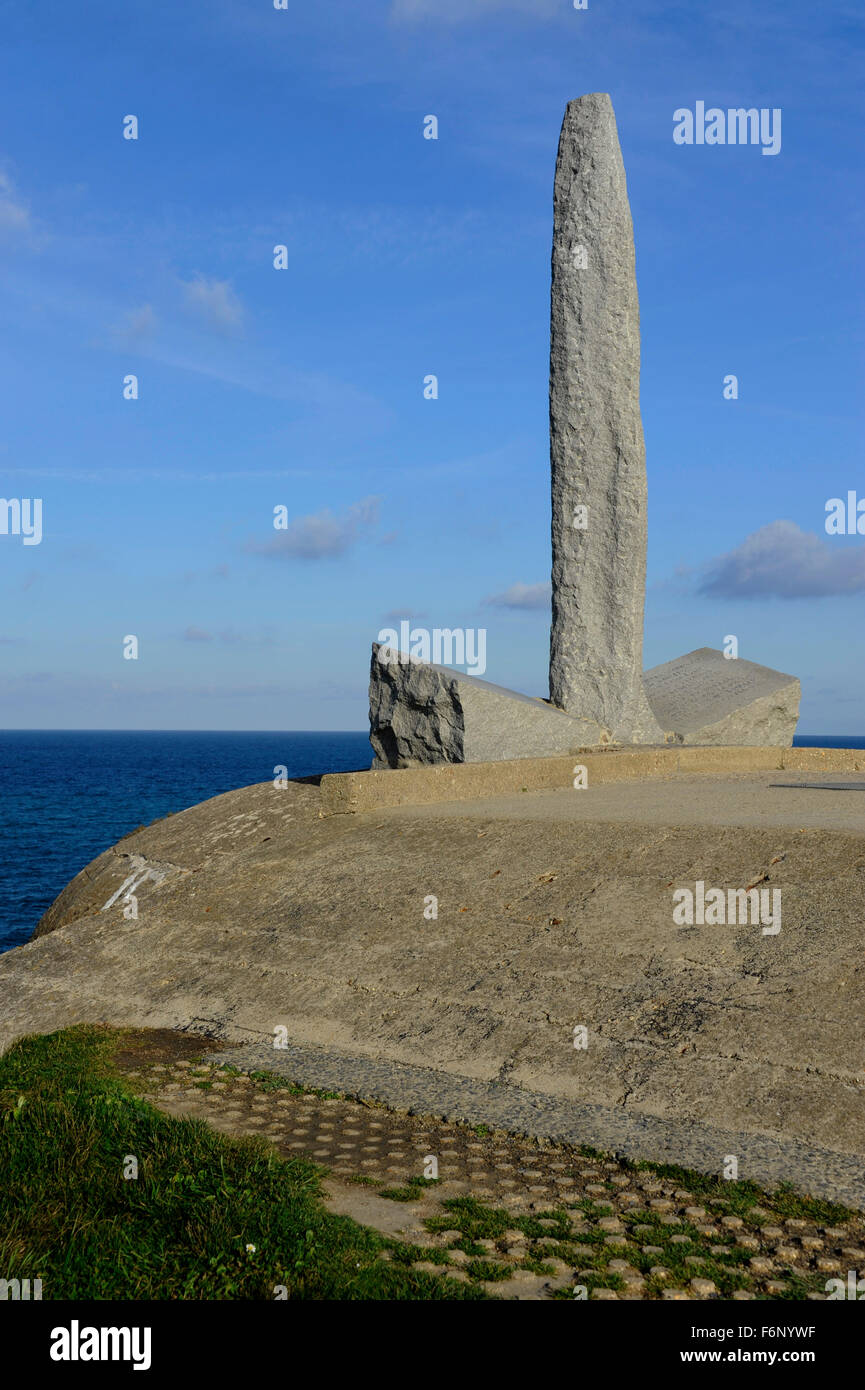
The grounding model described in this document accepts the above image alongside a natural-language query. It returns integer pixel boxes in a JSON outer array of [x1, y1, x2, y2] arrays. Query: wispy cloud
[[382, 607, 427, 621], [112, 303, 157, 342], [181, 625, 274, 645], [0, 169, 30, 233], [484, 580, 550, 609], [247, 496, 382, 561], [391, 0, 560, 22], [180, 274, 244, 333], [181, 564, 231, 585], [700, 521, 865, 599]]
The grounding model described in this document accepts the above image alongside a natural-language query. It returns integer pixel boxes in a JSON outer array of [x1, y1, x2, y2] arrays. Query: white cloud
[[249, 496, 381, 561], [700, 521, 865, 599], [180, 274, 244, 332], [485, 580, 551, 609], [391, 0, 560, 21], [113, 304, 157, 342], [382, 607, 427, 621], [0, 170, 30, 233]]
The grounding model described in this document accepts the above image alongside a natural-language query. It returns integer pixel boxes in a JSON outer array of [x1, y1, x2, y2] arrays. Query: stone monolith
[[549, 93, 662, 743], [369, 643, 604, 768]]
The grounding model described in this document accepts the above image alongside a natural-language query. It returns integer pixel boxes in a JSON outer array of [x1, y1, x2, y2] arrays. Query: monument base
[[369, 644, 801, 767]]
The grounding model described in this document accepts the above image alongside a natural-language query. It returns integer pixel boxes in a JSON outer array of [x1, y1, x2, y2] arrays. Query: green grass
[[465, 1258, 511, 1282], [424, 1187, 846, 1300], [242, 1068, 342, 1101], [616, 1157, 851, 1227], [376, 1176, 439, 1202], [0, 1025, 484, 1301]]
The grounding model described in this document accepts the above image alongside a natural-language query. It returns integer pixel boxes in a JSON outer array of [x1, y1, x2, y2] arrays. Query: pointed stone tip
[[558, 93, 621, 161], [565, 92, 614, 116], [560, 94, 618, 145]]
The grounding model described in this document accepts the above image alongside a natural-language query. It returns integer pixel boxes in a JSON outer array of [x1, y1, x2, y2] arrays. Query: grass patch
[[425, 1196, 512, 1243], [621, 1158, 852, 1227], [377, 1176, 438, 1203], [0, 1025, 482, 1301], [243, 1069, 341, 1101], [466, 1259, 511, 1282]]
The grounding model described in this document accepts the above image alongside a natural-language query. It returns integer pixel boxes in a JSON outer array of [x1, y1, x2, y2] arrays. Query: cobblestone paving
[[126, 1057, 865, 1301]]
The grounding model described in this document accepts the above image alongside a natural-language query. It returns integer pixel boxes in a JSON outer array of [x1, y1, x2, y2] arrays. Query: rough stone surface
[[644, 648, 801, 746], [369, 643, 604, 768], [548, 94, 661, 744]]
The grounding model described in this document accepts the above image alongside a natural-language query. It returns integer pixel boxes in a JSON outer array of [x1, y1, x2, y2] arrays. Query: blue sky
[[0, 0, 862, 731]]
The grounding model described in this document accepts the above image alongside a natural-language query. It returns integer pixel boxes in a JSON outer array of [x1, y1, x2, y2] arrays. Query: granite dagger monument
[[369, 94, 800, 766], [548, 93, 663, 744]]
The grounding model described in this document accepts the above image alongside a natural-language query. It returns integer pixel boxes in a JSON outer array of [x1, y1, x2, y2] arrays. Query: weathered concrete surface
[[321, 745, 865, 815], [645, 648, 801, 746], [3, 772, 864, 1204], [548, 94, 661, 744], [378, 770, 865, 835], [369, 642, 605, 768]]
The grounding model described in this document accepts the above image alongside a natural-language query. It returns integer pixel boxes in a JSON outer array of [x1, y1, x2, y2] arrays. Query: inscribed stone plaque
[[644, 648, 800, 747]]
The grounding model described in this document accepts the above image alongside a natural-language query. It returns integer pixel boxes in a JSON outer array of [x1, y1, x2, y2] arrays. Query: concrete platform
[[320, 745, 865, 814], [2, 754, 863, 1206], [394, 771, 865, 834]]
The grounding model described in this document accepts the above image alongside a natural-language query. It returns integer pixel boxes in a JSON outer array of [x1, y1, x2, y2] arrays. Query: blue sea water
[[0, 730, 862, 955], [0, 731, 371, 954]]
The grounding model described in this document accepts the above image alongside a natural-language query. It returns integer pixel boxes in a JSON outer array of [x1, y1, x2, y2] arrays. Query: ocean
[[0, 730, 862, 955], [0, 731, 372, 954]]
